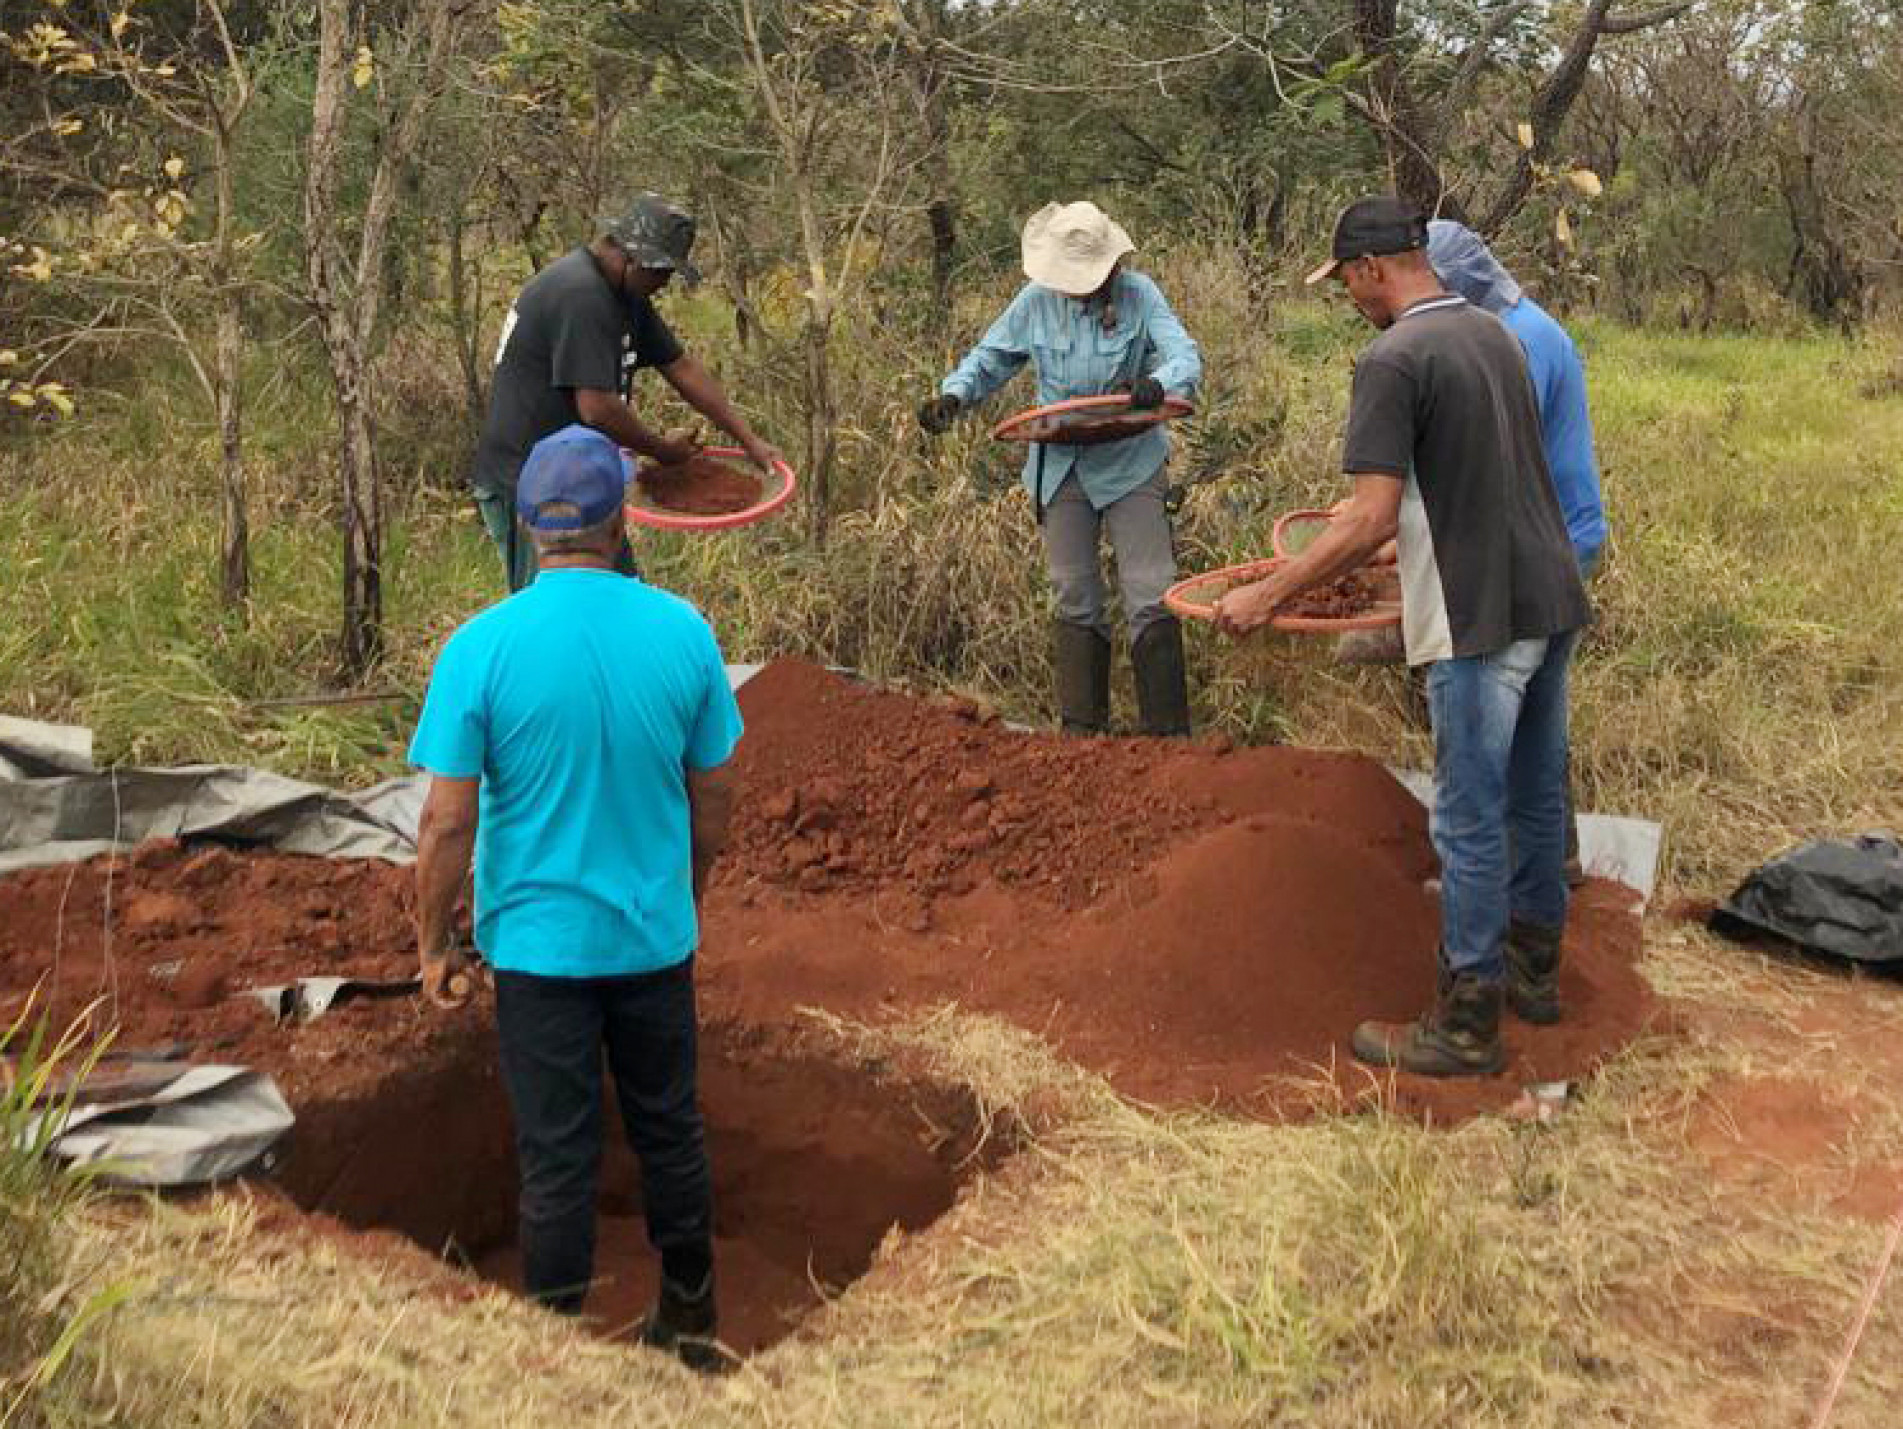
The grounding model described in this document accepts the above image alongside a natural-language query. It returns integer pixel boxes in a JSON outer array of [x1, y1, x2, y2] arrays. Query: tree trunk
[[215, 290, 248, 608], [304, 0, 470, 677], [210, 99, 249, 611], [914, 1, 956, 310], [1350, 0, 1457, 216], [447, 200, 486, 422], [335, 358, 384, 674], [801, 311, 836, 546]]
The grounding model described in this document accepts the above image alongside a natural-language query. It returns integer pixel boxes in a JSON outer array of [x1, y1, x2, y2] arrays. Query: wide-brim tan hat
[[1021, 201, 1135, 295]]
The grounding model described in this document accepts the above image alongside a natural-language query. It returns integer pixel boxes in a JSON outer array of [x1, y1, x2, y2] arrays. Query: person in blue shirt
[[408, 424, 743, 1372], [1425, 220, 1607, 572], [1427, 220, 1608, 881], [918, 201, 1203, 736]]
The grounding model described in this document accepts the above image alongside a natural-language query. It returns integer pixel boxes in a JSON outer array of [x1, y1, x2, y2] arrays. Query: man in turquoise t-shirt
[[409, 423, 742, 1371]]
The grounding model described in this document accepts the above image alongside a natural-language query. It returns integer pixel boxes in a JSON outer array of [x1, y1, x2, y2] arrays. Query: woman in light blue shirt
[[919, 201, 1202, 736]]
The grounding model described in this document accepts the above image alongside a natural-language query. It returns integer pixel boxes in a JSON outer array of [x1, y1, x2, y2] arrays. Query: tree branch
[[1601, 2, 1696, 36]]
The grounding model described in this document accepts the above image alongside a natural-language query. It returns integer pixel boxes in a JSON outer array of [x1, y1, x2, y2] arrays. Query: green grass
[[3, 270, 1901, 893]]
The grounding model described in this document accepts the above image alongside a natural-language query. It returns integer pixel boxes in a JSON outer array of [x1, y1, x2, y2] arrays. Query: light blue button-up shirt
[[940, 269, 1202, 511]]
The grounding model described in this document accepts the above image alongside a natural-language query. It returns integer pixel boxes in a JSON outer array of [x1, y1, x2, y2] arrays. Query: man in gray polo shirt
[[1216, 197, 1590, 1077]]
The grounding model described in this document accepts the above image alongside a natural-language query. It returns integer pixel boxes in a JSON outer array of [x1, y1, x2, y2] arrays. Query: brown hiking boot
[[1504, 919, 1563, 1025], [1352, 968, 1506, 1077]]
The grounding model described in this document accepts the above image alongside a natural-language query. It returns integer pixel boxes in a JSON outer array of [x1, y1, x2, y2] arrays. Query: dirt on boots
[[1504, 919, 1564, 1024], [1351, 968, 1506, 1077]]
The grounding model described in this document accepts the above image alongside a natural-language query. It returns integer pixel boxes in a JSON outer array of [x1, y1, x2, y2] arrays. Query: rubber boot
[[1351, 964, 1506, 1077], [1504, 918, 1564, 1025], [1053, 620, 1111, 734], [1131, 616, 1191, 737], [637, 1273, 732, 1374]]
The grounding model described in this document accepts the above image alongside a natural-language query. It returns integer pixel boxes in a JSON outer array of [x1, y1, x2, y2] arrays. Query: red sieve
[[990, 393, 1194, 446], [1165, 556, 1403, 632], [622, 446, 797, 532], [1271, 508, 1336, 558]]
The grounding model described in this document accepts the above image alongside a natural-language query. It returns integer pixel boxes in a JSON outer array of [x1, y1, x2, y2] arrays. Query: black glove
[[917, 393, 961, 435], [1126, 374, 1165, 410]]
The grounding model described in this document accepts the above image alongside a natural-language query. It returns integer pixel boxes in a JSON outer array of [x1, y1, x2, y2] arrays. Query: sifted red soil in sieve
[[1010, 409, 1166, 446], [1280, 568, 1394, 621], [633, 454, 763, 515]]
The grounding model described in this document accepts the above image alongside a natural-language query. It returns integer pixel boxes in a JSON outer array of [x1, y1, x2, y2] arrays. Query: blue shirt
[[940, 269, 1202, 510], [408, 569, 743, 978], [1499, 300, 1606, 564]]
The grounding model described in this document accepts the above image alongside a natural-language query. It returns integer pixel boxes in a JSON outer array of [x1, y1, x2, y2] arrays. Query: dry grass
[[7, 267, 1903, 1424], [21, 989, 1903, 1428]]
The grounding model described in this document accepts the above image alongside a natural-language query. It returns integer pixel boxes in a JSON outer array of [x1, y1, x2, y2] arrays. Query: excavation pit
[[273, 1018, 997, 1355]]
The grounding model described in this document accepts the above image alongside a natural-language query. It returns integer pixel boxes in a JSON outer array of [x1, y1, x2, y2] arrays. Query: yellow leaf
[[352, 44, 374, 89], [1567, 168, 1603, 198], [163, 156, 184, 179], [1517, 121, 1534, 150], [52, 117, 83, 136], [110, 10, 130, 39], [1554, 208, 1574, 247], [0, 350, 18, 366], [11, 247, 54, 282], [6, 390, 36, 408], [39, 385, 74, 417]]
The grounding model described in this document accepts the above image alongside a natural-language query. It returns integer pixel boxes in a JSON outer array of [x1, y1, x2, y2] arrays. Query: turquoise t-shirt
[[407, 569, 743, 978]]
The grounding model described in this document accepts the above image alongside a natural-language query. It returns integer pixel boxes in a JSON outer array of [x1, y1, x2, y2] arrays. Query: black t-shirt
[[1341, 294, 1589, 664], [470, 247, 685, 495]]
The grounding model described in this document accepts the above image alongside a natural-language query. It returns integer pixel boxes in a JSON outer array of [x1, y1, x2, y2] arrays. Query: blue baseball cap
[[515, 424, 627, 531]]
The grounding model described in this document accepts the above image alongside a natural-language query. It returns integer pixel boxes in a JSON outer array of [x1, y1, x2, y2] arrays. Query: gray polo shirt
[[1341, 294, 1589, 665]]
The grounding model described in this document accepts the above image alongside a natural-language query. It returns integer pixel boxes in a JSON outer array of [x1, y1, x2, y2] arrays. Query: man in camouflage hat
[[470, 192, 781, 590]]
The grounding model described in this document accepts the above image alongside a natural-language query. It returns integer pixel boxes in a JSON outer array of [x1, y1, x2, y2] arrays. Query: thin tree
[[303, 0, 476, 677]]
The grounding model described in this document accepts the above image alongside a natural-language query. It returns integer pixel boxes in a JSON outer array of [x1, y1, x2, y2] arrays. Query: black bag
[[1709, 833, 1903, 965]]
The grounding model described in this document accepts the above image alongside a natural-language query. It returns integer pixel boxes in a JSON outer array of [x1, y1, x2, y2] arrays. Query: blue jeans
[[1426, 632, 1578, 980]]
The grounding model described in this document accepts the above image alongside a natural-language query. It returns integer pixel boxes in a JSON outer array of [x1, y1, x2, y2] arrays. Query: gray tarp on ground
[[0, 669, 776, 876], [38, 1065, 296, 1187], [1384, 767, 1663, 909]]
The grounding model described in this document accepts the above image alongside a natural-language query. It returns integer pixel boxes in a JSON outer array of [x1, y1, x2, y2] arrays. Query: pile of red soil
[[705, 660, 1652, 1118], [0, 659, 1652, 1127], [633, 455, 763, 515], [0, 840, 464, 1100]]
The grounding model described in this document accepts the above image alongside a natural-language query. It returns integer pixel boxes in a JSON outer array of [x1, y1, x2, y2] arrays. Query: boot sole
[[1350, 1027, 1507, 1078]]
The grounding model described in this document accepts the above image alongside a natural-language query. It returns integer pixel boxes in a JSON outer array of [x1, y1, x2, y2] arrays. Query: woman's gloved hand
[[1125, 374, 1165, 409], [917, 393, 962, 435]]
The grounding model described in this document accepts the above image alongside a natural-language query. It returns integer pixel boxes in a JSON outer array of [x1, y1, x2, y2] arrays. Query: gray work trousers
[[1040, 471, 1177, 643]]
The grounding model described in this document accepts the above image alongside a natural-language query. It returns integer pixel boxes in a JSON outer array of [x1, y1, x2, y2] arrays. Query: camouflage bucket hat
[[603, 192, 703, 287]]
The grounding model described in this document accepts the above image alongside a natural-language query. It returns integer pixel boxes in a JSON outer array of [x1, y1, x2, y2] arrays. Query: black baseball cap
[[603, 192, 703, 287], [1305, 196, 1428, 285]]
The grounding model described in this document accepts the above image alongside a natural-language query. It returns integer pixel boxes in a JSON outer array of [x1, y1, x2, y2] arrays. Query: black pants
[[494, 960, 712, 1313]]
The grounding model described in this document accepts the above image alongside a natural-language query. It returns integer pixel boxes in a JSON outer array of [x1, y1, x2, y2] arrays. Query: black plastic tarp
[[1710, 833, 1903, 965]]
